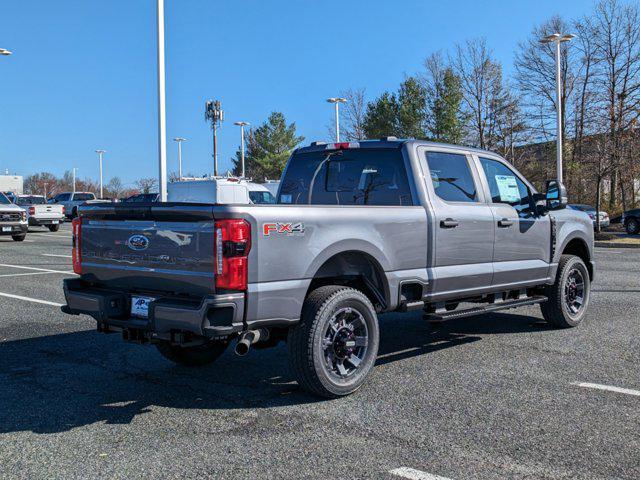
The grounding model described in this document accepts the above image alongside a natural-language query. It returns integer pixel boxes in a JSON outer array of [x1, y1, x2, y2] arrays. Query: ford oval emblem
[[127, 234, 149, 251]]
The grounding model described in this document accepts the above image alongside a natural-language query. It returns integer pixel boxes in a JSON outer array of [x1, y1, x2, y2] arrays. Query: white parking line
[[0, 263, 75, 275], [390, 468, 453, 480], [41, 253, 72, 259], [0, 271, 65, 278], [0, 291, 63, 307], [28, 233, 72, 239], [572, 382, 640, 397]]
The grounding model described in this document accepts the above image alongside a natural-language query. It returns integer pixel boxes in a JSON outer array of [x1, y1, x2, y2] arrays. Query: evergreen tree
[[362, 92, 399, 139], [232, 112, 304, 180], [430, 68, 465, 144]]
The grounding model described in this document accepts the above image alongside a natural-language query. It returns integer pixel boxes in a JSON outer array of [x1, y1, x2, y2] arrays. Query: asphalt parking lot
[[0, 223, 638, 480]]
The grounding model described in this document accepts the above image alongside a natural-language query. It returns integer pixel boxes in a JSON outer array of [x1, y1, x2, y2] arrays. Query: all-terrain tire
[[541, 254, 590, 328], [287, 285, 380, 399], [155, 340, 228, 366], [48, 224, 60, 232], [11, 234, 26, 242]]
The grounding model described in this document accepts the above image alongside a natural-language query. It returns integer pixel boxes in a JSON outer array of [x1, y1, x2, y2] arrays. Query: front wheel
[[626, 218, 639, 235], [48, 224, 60, 232], [541, 255, 590, 328], [288, 286, 380, 398], [155, 340, 228, 366]]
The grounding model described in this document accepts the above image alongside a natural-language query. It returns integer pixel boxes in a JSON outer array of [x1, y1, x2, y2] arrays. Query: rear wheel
[[625, 218, 639, 235], [11, 234, 26, 242], [48, 224, 60, 232], [288, 286, 380, 398], [155, 340, 228, 366], [541, 254, 590, 328]]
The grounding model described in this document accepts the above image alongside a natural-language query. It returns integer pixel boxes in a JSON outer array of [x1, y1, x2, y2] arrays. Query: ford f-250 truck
[[61, 139, 594, 398], [0, 192, 28, 241]]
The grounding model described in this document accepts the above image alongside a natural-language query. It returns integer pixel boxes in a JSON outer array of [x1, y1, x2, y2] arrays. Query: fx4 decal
[[263, 222, 305, 237]]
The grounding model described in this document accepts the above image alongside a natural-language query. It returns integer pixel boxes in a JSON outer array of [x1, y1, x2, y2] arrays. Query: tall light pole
[[95, 150, 106, 198], [173, 138, 186, 181], [0, 48, 12, 56], [540, 33, 574, 183], [326, 97, 347, 142], [157, 0, 168, 201], [205, 100, 224, 176], [234, 122, 250, 178], [72, 167, 77, 193]]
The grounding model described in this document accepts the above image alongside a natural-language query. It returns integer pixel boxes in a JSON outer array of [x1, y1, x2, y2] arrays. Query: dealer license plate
[[52, 220, 59, 224], [2, 227, 12, 232], [131, 296, 155, 318]]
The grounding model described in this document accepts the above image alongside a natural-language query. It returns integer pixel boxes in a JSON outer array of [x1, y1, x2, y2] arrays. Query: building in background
[[0, 175, 24, 195]]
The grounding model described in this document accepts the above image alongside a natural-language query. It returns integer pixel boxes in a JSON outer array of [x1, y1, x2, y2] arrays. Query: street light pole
[[540, 33, 574, 184], [156, 0, 168, 201], [326, 97, 347, 142], [173, 137, 186, 181], [72, 167, 77, 193], [95, 150, 106, 198], [234, 122, 250, 178]]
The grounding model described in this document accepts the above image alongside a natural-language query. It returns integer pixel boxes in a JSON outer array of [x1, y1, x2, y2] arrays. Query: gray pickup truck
[[62, 139, 594, 398]]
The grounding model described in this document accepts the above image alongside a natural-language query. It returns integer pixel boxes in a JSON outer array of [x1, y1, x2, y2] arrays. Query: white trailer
[[0, 175, 24, 195]]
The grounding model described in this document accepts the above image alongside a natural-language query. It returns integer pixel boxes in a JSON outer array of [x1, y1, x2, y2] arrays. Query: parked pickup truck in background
[[48, 191, 108, 219], [0, 192, 28, 241], [16, 195, 65, 231], [62, 138, 595, 398]]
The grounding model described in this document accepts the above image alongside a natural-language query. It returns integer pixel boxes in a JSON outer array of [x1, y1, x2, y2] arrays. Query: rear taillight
[[214, 219, 251, 291], [28, 206, 35, 215], [72, 217, 82, 275]]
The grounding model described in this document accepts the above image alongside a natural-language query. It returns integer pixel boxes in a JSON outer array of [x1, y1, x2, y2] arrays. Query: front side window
[[425, 151, 477, 203], [479, 157, 531, 213]]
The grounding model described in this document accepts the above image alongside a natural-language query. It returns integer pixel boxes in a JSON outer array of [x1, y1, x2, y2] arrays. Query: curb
[[594, 241, 640, 249]]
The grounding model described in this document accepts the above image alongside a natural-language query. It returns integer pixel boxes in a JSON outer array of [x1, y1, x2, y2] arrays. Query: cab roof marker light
[[326, 142, 360, 150]]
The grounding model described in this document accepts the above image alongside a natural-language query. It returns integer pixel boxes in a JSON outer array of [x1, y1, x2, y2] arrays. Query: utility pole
[[234, 122, 250, 178], [95, 150, 106, 198], [173, 138, 186, 181], [539, 33, 574, 184], [205, 100, 224, 176], [326, 97, 347, 142], [72, 167, 77, 193], [156, 0, 168, 200]]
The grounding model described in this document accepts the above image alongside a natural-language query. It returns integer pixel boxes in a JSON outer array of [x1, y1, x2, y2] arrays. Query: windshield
[[249, 190, 276, 204], [571, 204, 594, 212], [17, 196, 45, 205], [0, 193, 10, 205]]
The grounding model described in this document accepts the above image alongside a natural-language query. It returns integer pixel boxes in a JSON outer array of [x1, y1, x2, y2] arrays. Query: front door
[[421, 149, 495, 300], [475, 156, 551, 287]]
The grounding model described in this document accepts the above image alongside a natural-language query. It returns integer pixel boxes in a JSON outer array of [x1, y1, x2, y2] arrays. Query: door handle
[[498, 218, 514, 228], [440, 218, 459, 228]]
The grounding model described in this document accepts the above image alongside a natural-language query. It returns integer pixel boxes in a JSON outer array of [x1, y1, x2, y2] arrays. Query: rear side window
[[279, 149, 413, 206], [425, 151, 477, 203]]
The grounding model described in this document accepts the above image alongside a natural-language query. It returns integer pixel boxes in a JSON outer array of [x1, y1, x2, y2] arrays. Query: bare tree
[[591, 0, 640, 211], [453, 38, 509, 150], [135, 178, 158, 194], [327, 88, 367, 141]]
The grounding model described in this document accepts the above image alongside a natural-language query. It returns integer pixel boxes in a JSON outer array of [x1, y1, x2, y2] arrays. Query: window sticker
[[280, 194, 292, 204], [495, 175, 520, 203]]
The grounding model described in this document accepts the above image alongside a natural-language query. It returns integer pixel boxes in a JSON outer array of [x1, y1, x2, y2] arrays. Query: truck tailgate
[[34, 204, 64, 219], [79, 204, 216, 296]]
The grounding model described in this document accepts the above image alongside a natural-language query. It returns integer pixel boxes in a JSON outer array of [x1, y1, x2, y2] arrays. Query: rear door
[[420, 147, 495, 299], [474, 155, 551, 287]]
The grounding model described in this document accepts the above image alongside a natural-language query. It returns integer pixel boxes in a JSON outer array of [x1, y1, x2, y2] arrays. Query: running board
[[424, 295, 548, 321]]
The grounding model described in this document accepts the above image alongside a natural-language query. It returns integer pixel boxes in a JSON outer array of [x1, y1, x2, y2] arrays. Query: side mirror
[[545, 180, 568, 210]]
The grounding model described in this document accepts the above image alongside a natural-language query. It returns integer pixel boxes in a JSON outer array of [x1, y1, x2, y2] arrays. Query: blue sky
[[0, 0, 594, 187]]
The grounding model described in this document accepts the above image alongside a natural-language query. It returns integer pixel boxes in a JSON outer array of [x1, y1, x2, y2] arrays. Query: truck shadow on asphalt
[[0, 311, 550, 434]]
